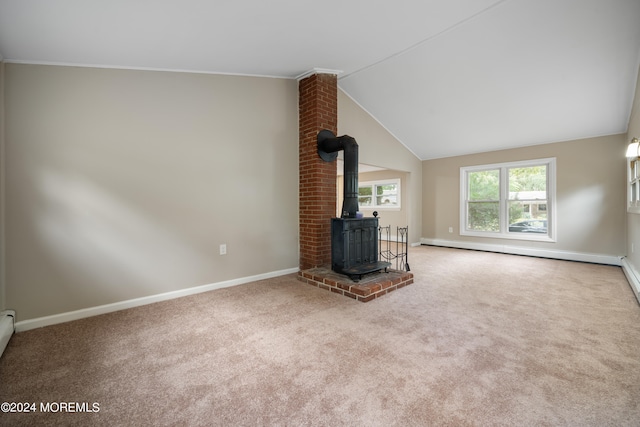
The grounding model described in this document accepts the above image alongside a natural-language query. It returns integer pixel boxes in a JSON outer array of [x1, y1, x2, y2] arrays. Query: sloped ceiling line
[[340, 0, 510, 81]]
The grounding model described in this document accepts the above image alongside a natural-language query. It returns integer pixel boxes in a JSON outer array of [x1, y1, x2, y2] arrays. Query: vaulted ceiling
[[1, 0, 639, 160]]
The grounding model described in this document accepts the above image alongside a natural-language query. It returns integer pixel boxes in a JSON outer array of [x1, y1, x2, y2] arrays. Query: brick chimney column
[[298, 72, 338, 270]]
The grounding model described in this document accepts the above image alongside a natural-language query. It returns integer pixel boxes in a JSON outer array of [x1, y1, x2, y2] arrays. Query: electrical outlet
[[448, 227, 453, 233], [219, 244, 227, 255]]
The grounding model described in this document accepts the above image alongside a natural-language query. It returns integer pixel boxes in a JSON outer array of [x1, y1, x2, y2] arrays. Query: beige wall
[[626, 68, 640, 270], [4, 64, 299, 321], [337, 89, 422, 243], [423, 134, 627, 257]]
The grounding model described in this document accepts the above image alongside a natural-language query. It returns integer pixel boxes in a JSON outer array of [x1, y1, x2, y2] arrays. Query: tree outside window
[[467, 169, 499, 232]]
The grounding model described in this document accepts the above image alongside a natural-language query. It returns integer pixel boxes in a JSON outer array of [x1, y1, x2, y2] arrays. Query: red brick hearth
[[298, 268, 413, 303]]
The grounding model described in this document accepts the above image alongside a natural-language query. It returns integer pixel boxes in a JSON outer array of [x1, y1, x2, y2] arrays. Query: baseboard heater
[[0, 310, 16, 358]]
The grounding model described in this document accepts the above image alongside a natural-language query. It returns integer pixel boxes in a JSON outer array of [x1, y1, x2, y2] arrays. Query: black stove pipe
[[317, 130, 359, 218]]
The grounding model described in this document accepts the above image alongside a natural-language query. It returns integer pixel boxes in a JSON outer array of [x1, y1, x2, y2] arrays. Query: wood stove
[[331, 217, 389, 281], [318, 130, 391, 281]]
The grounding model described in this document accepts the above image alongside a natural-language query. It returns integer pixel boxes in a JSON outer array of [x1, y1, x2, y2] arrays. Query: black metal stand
[[379, 226, 410, 272]]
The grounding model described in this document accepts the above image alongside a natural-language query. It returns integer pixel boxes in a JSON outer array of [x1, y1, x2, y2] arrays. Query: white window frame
[[460, 158, 556, 242], [628, 158, 640, 214], [358, 178, 401, 210]]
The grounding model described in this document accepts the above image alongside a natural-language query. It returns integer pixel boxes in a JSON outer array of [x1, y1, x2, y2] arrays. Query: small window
[[461, 158, 556, 241], [629, 158, 640, 212], [358, 179, 401, 209]]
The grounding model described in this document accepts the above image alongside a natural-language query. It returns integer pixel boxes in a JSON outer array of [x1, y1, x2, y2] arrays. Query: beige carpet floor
[[1, 245, 639, 426]]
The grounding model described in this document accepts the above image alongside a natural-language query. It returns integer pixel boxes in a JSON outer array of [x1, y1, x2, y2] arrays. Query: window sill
[[628, 205, 640, 215]]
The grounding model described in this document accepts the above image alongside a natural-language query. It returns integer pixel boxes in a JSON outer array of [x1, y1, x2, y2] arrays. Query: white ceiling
[[1, 0, 639, 160]]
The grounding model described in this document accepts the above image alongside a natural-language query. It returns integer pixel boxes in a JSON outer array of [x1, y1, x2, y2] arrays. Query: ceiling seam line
[[339, 0, 513, 81]]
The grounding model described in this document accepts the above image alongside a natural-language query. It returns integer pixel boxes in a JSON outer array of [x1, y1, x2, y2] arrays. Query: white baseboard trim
[[420, 238, 622, 266], [621, 258, 640, 305], [15, 267, 299, 332]]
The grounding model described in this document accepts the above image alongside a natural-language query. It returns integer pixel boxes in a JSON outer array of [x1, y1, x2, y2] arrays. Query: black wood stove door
[[331, 218, 383, 276]]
